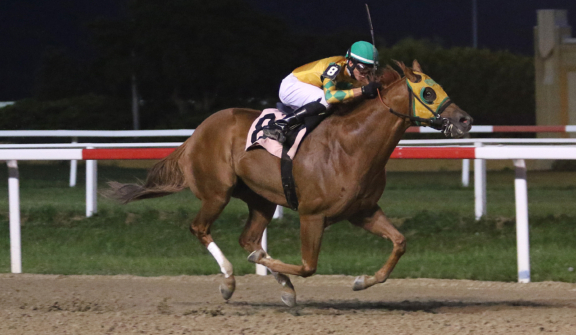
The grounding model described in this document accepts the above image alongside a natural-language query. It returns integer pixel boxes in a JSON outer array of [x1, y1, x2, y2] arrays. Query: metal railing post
[[273, 206, 283, 219], [256, 206, 283, 275], [86, 152, 98, 217], [69, 137, 78, 187], [514, 159, 530, 283], [462, 159, 470, 187], [461, 133, 471, 187], [7, 160, 22, 273], [474, 142, 486, 220]]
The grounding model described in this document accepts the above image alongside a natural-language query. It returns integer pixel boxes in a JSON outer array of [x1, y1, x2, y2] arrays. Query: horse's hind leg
[[348, 206, 406, 291], [190, 194, 236, 300], [236, 189, 297, 307]]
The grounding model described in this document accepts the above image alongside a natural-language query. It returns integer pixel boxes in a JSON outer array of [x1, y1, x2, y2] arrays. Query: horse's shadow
[[228, 299, 556, 315]]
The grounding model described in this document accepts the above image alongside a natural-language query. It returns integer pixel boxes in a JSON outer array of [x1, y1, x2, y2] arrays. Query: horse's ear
[[394, 59, 419, 82], [412, 60, 423, 72]]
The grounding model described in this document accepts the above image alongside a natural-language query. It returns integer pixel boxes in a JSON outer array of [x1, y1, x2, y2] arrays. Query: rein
[[376, 80, 452, 130]]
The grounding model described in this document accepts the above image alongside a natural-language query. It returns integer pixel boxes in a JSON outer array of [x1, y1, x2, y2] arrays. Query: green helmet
[[346, 41, 378, 65]]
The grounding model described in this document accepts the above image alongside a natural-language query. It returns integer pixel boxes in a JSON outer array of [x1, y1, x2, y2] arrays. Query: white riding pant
[[278, 73, 328, 110]]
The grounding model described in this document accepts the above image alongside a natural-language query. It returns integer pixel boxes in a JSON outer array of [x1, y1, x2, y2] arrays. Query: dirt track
[[1, 274, 575, 334]]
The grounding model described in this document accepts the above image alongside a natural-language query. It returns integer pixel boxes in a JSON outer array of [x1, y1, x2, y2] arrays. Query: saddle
[[274, 102, 328, 146], [245, 103, 330, 210]]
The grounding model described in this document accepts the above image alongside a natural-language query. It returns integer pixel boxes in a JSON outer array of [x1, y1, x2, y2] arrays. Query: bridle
[[361, 6, 453, 132], [376, 79, 453, 131]]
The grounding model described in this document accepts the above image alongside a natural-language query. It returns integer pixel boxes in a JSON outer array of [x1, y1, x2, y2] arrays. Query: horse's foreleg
[[190, 196, 236, 300], [248, 214, 325, 278], [349, 206, 406, 291]]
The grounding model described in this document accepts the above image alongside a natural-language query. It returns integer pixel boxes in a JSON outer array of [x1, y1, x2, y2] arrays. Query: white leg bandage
[[207, 242, 233, 278]]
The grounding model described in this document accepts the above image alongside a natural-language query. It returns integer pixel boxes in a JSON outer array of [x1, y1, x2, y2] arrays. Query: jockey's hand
[[361, 82, 382, 99]]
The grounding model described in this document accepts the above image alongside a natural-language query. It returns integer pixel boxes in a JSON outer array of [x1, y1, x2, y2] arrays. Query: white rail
[[2, 125, 576, 138], [0, 130, 194, 187], [0, 130, 195, 137], [0, 142, 184, 149], [3, 144, 576, 282], [1, 138, 576, 149], [400, 138, 576, 145], [1, 131, 574, 190]]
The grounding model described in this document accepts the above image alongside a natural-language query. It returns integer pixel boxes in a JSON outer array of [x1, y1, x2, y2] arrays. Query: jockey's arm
[[322, 77, 363, 104]]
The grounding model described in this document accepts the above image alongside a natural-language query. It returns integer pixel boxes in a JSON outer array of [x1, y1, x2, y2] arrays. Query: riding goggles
[[354, 62, 374, 75]]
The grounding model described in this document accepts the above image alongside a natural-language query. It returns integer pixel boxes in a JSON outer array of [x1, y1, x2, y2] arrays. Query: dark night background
[[1, 0, 575, 128]]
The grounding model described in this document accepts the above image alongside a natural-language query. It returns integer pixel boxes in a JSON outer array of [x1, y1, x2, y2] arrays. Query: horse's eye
[[422, 87, 436, 104]]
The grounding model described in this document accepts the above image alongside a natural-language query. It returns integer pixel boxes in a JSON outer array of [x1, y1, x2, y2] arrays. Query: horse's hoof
[[353, 275, 366, 291], [219, 276, 236, 300], [247, 250, 266, 264], [271, 271, 296, 306], [281, 289, 297, 307]]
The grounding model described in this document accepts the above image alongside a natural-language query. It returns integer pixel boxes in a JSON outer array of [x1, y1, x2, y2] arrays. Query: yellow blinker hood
[[407, 71, 450, 125]]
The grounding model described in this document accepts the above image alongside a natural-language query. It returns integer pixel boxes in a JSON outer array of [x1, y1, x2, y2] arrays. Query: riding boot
[[264, 101, 327, 143]]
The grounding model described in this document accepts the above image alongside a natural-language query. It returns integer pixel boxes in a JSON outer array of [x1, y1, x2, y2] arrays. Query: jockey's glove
[[361, 82, 382, 99]]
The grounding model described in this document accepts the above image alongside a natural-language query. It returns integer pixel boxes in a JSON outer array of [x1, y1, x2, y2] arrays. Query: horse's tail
[[105, 145, 188, 204]]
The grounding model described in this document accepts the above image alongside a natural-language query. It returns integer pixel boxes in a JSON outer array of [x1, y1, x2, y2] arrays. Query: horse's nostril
[[460, 116, 473, 125]]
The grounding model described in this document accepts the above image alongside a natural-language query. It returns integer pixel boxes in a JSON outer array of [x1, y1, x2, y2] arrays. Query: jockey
[[264, 41, 382, 143]]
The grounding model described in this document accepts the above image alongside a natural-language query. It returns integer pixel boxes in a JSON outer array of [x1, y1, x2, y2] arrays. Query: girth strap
[[280, 145, 299, 210]]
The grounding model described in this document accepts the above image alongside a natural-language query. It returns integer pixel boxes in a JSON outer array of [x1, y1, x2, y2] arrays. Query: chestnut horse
[[108, 60, 472, 306]]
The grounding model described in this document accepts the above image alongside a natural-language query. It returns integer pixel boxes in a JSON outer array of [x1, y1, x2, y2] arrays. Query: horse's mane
[[330, 65, 402, 116], [380, 65, 403, 88]]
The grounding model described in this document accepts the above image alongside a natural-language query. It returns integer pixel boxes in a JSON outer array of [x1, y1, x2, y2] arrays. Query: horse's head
[[381, 60, 473, 138]]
